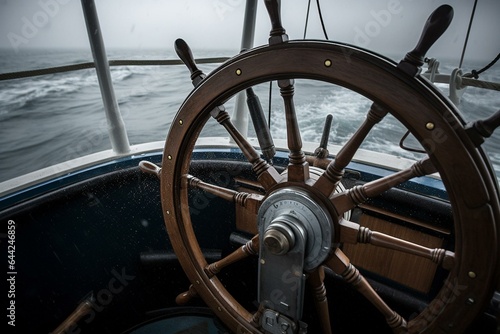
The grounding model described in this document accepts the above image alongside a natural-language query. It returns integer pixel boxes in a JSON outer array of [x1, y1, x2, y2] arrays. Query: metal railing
[[0, 0, 256, 158]]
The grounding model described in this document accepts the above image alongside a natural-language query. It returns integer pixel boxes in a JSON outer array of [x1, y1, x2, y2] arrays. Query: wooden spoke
[[184, 174, 263, 214], [264, 0, 288, 44], [251, 303, 266, 329], [51, 294, 94, 334], [306, 155, 331, 170], [176, 235, 259, 305], [332, 157, 436, 214], [174, 38, 281, 189], [212, 106, 282, 189], [339, 219, 455, 269], [279, 79, 309, 182], [307, 267, 332, 334], [138, 160, 162, 179], [175, 284, 198, 305], [325, 249, 408, 333], [314, 103, 388, 196], [466, 108, 500, 146], [205, 235, 259, 276]]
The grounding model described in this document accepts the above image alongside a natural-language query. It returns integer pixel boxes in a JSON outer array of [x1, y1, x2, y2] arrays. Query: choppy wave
[[0, 66, 139, 117], [0, 49, 499, 183], [111, 67, 135, 82]]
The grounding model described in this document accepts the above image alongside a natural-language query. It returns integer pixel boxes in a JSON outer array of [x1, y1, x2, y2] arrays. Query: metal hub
[[264, 220, 296, 255], [258, 187, 334, 270]]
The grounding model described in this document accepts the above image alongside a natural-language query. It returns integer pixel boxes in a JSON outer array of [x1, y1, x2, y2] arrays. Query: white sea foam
[[0, 49, 499, 183]]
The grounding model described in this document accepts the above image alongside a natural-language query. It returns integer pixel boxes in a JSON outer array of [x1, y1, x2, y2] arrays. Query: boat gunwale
[[0, 137, 446, 211]]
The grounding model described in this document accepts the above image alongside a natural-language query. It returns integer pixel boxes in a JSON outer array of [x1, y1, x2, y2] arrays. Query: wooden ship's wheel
[[158, 2, 500, 333]]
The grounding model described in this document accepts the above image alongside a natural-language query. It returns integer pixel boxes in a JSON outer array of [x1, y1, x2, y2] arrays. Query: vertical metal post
[[81, 0, 130, 154], [232, 0, 258, 137], [240, 0, 258, 50]]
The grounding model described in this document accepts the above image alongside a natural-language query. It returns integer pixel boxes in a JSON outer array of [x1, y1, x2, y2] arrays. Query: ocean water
[[1, 48, 499, 184]]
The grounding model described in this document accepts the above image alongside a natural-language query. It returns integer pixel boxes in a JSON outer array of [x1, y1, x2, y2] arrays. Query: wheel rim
[[161, 41, 500, 333]]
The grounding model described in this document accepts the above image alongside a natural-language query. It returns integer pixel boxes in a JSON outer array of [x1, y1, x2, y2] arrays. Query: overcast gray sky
[[0, 0, 499, 61]]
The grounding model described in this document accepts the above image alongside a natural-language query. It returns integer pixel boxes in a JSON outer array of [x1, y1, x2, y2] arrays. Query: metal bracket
[[258, 215, 307, 321], [257, 188, 333, 327], [261, 309, 296, 334]]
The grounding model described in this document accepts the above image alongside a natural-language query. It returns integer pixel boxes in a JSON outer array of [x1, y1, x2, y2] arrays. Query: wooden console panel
[[342, 210, 445, 293]]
